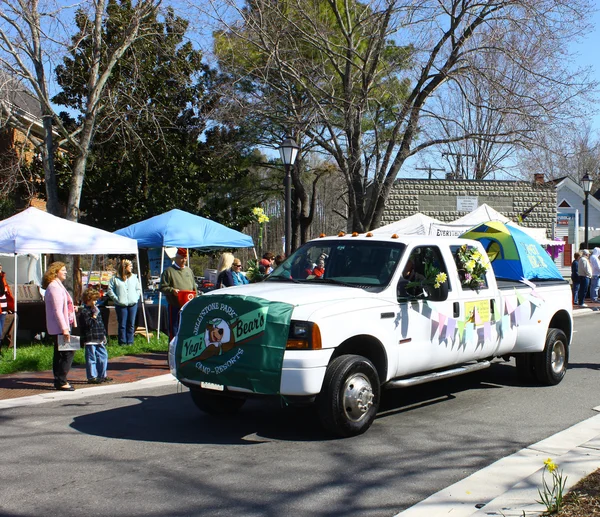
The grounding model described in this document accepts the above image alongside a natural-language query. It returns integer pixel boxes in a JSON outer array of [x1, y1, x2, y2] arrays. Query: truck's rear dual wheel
[[189, 387, 246, 415], [317, 354, 380, 438], [533, 328, 568, 386]]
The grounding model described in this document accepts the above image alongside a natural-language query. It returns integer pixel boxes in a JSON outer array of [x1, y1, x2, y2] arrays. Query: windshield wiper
[[265, 276, 301, 283], [315, 278, 362, 288]]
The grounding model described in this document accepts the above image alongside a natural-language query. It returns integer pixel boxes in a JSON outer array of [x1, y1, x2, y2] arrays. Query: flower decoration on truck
[[455, 244, 489, 289], [406, 262, 448, 291]]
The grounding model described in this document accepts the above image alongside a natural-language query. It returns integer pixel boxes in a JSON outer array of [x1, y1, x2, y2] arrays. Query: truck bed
[[496, 278, 569, 290]]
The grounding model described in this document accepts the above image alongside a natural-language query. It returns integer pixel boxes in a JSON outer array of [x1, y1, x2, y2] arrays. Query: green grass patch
[[0, 334, 169, 375]]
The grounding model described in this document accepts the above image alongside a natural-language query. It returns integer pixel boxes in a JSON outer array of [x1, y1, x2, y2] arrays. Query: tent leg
[[12, 253, 17, 360], [135, 252, 150, 343], [157, 247, 164, 340]]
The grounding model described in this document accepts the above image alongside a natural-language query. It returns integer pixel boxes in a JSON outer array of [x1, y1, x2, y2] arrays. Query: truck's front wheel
[[534, 328, 568, 386], [317, 354, 380, 438], [189, 387, 246, 415]]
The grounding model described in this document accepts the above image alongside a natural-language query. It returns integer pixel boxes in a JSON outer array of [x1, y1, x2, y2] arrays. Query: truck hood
[[204, 281, 375, 305]]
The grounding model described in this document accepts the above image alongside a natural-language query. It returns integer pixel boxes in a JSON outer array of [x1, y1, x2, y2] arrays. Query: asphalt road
[[2, 312, 600, 517]]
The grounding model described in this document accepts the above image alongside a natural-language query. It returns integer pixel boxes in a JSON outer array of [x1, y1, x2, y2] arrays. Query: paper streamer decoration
[[505, 297, 516, 315], [473, 306, 482, 325], [483, 321, 491, 341], [517, 301, 529, 322], [493, 301, 502, 322], [438, 313, 447, 332], [515, 289, 526, 305], [457, 319, 466, 339], [445, 317, 456, 340], [465, 323, 474, 343], [501, 314, 510, 335]]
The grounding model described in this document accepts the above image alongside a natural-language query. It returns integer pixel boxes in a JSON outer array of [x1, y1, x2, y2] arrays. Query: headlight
[[286, 321, 322, 350]]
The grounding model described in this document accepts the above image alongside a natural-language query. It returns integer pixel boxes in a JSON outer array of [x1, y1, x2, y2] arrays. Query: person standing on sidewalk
[[160, 248, 197, 341], [43, 262, 77, 391], [590, 248, 600, 302], [571, 252, 580, 304], [107, 259, 142, 345], [577, 250, 593, 307], [79, 288, 112, 384]]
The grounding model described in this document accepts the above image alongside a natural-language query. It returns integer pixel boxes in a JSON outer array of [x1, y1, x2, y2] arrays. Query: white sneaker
[[580, 303, 588, 307]]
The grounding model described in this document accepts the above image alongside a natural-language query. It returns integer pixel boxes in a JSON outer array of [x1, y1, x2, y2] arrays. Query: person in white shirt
[[577, 250, 593, 306], [590, 248, 600, 302]]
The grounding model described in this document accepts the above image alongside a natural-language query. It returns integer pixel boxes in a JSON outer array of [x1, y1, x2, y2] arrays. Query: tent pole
[[12, 253, 17, 360], [252, 247, 258, 260], [157, 247, 165, 340], [135, 252, 149, 343]]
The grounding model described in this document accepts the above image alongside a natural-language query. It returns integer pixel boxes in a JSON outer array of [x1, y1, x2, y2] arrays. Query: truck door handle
[[453, 302, 459, 318]]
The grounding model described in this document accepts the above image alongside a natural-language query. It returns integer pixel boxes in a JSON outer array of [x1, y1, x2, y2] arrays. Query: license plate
[[200, 382, 224, 391]]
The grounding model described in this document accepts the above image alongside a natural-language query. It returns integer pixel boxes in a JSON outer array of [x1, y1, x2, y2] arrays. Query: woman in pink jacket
[[43, 262, 77, 391]]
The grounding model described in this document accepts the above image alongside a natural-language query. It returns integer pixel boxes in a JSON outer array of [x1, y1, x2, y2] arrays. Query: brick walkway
[[0, 352, 170, 401]]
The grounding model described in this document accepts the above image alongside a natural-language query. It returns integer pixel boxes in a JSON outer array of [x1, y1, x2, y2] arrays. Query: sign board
[[457, 196, 478, 212], [17, 284, 43, 302], [557, 213, 575, 226]]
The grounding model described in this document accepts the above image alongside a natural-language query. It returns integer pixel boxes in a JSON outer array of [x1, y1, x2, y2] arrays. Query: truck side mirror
[[427, 280, 449, 302], [397, 279, 448, 302]]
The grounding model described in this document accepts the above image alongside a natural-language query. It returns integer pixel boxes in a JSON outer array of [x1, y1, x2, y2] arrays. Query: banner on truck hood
[[175, 294, 294, 395]]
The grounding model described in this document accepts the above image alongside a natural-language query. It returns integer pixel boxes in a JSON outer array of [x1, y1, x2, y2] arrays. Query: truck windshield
[[267, 240, 406, 287]]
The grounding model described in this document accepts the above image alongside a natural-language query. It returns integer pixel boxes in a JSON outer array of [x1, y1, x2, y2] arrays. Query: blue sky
[[571, 6, 600, 131]]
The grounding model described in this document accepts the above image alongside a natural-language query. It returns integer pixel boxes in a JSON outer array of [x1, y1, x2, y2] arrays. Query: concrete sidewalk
[[0, 351, 171, 401]]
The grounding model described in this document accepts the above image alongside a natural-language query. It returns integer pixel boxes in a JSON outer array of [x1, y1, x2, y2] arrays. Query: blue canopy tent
[[460, 221, 563, 281], [115, 209, 254, 337]]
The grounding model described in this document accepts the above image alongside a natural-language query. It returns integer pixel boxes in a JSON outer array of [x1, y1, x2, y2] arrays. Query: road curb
[[395, 408, 600, 517], [0, 373, 177, 410]]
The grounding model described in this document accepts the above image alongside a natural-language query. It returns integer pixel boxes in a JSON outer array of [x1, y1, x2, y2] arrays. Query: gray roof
[[0, 71, 43, 121]]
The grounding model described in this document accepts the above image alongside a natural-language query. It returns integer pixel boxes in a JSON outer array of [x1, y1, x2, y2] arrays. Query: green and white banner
[[175, 294, 294, 394]]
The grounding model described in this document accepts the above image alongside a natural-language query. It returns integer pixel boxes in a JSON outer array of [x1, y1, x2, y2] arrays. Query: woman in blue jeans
[[107, 259, 142, 345]]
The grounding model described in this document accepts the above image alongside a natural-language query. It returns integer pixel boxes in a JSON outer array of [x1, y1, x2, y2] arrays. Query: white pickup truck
[[169, 233, 572, 437]]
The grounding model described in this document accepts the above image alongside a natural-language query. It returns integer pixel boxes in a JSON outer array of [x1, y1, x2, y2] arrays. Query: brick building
[[381, 176, 556, 237]]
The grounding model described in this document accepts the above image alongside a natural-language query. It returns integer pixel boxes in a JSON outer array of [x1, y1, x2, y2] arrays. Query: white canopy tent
[[373, 213, 443, 235], [0, 207, 145, 358], [430, 204, 560, 246]]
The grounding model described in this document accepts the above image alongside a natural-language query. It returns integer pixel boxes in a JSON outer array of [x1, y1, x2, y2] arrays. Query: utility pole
[[442, 151, 476, 179], [416, 166, 446, 179]]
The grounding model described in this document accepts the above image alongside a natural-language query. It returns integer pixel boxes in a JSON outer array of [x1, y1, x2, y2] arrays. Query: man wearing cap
[[159, 248, 197, 340]]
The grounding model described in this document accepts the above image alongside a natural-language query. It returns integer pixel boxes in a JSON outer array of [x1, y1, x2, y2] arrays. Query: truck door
[[449, 244, 503, 360], [394, 245, 462, 377]]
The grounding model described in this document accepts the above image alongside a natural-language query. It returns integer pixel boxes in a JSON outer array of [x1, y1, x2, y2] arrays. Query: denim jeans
[[578, 276, 590, 305], [114, 304, 138, 344], [572, 279, 580, 304], [85, 344, 108, 380], [0, 313, 5, 340], [591, 275, 600, 302]]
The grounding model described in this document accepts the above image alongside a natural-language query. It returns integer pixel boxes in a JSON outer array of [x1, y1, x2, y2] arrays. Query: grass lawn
[[0, 334, 169, 375]]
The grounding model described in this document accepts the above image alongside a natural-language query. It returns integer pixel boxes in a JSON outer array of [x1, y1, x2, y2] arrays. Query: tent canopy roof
[[115, 209, 254, 249], [0, 207, 138, 254], [373, 213, 442, 235]]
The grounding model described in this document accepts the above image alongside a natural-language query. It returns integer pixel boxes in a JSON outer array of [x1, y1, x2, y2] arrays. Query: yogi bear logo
[[180, 302, 268, 368]]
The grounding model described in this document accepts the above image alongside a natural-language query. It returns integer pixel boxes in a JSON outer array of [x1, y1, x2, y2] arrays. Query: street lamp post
[[582, 173, 593, 249], [279, 137, 300, 257]]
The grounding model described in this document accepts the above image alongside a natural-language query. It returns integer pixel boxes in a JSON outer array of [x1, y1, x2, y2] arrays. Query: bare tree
[[517, 122, 600, 188], [206, 0, 596, 231], [0, 0, 160, 219]]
